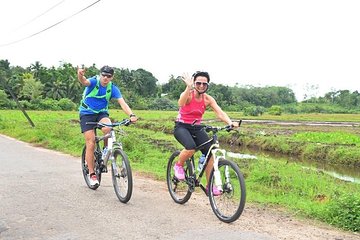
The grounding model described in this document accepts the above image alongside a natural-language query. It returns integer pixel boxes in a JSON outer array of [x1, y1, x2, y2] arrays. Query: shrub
[[243, 106, 265, 116], [268, 105, 282, 115], [148, 97, 177, 110], [0, 90, 9, 108], [39, 98, 61, 110], [58, 98, 77, 111]]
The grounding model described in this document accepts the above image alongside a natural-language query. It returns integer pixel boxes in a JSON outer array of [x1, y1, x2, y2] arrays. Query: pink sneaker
[[173, 163, 185, 180], [206, 185, 222, 196]]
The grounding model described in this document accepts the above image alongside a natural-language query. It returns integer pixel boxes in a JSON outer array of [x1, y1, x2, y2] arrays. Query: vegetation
[[1, 59, 360, 113], [0, 110, 359, 232]]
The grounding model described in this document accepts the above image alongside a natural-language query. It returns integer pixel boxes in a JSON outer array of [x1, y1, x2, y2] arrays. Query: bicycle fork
[[212, 148, 227, 192]]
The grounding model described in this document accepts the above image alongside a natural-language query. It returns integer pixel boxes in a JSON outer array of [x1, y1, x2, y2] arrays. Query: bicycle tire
[[81, 145, 102, 190], [208, 158, 246, 223], [166, 150, 193, 204], [111, 148, 133, 203]]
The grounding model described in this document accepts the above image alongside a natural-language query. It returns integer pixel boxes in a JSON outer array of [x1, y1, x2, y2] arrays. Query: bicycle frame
[[92, 120, 128, 173], [189, 126, 230, 194]]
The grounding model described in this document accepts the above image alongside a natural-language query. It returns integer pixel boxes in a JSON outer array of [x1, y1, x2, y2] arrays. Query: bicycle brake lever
[[225, 125, 232, 132], [205, 126, 212, 132], [124, 119, 131, 126]]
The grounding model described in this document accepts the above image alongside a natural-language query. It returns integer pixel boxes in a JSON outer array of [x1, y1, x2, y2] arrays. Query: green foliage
[[243, 106, 265, 116], [20, 73, 44, 100], [0, 89, 10, 108], [268, 105, 282, 115], [38, 98, 61, 110], [294, 132, 360, 146], [58, 98, 77, 111], [161, 75, 184, 100], [233, 85, 297, 108], [2, 59, 360, 114], [282, 104, 298, 114], [322, 193, 360, 232], [148, 97, 177, 110], [285, 102, 357, 114]]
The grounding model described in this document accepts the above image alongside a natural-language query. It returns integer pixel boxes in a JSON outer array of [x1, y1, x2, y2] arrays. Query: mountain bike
[[81, 119, 133, 203], [166, 120, 246, 223]]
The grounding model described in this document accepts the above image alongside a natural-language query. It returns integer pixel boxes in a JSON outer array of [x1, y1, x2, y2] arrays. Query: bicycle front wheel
[[166, 150, 193, 204], [111, 148, 133, 203], [208, 158, 246, 223], [81, 145, 101, 190]]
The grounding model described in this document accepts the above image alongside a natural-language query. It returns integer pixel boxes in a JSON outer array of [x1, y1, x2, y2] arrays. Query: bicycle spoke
[[111, 149, 132, 203], [166, 151, 193, 204], [209, 159, 246, 223]]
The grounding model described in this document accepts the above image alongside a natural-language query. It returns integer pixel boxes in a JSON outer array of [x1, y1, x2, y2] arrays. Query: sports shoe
[[206, 185, 222, 196], [89, 174, 99, 186], [173, 163, 185, 180]]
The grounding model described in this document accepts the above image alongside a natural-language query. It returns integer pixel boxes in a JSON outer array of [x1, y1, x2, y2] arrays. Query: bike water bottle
[[102, 147, 108, 160], [197, 154, 206, 172]]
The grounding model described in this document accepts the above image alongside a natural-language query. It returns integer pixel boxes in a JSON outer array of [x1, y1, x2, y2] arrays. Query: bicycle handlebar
[[86, 119, 132, 128], [203, 120, 242, 133]]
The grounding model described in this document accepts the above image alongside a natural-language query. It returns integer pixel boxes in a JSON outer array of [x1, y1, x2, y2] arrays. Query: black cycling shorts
[[79, 112, 109, 133], [173, 122, 212, 155]]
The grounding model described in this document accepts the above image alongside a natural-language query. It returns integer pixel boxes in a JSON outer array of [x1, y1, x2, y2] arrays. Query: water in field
[[225, 145, 360, 184]]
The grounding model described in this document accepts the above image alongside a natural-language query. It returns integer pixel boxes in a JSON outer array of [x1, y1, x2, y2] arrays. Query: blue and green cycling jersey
[[79, 76, 122, 115]]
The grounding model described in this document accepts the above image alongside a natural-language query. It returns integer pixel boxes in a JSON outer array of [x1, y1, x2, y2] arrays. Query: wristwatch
[[129, 113, 136, 118]]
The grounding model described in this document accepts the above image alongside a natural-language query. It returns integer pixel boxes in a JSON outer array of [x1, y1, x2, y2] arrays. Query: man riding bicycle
[[77, 65, 137, 187]]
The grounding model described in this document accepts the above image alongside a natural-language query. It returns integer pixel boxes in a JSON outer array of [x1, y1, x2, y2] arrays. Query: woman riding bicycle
[[77, 65, 137, 187], [173, 71, 239, 195]]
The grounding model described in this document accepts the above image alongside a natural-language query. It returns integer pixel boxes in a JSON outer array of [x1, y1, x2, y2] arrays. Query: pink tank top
[[176, 91, 206, 124]]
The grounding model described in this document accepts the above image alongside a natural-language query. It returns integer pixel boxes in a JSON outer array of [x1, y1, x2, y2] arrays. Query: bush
[[243, 106, 265, 116], [0, 90, 9, 109], [268, 105, 282, 115], [39, 98, 61, 110], [58, 98, 77, 111], [19, 100, 34, 110], [148, 97, 177, 110]]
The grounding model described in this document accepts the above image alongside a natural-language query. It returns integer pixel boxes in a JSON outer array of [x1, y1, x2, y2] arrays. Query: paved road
[[0, 134, 358, 240]]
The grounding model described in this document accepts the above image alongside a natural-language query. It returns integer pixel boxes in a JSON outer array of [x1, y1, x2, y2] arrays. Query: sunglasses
[[195, 81, 208, 87], [101, 73, 113, 78]]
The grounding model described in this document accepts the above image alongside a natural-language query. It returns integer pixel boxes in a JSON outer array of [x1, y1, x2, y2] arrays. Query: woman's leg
[[174, 125, 197, 166]]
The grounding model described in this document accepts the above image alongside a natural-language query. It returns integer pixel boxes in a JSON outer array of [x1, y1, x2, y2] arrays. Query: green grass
[[294, 132, 360, 146], [243, 157, 360, 232]]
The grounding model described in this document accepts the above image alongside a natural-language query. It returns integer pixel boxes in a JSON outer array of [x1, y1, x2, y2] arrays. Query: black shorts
[[79, 112, 109, 133], [173, 122, 212, 155]]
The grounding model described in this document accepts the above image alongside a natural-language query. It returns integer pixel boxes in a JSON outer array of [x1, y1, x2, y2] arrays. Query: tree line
[[1, 59, 359, 114]]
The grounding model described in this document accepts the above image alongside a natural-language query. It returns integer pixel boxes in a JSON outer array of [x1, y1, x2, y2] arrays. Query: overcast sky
[[1, 0, 359, 100]]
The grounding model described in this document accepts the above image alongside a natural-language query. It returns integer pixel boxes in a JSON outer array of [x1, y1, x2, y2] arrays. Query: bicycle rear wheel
[[166, 150, 193, 204], [111, 148, 133, 203], [208, 158, 246, 223], [81, 145, 102, 190]]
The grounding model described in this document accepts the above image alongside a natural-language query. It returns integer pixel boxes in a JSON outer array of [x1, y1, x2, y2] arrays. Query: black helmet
[[100, 65, 114, 75], [192, 71, 210, 82]]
